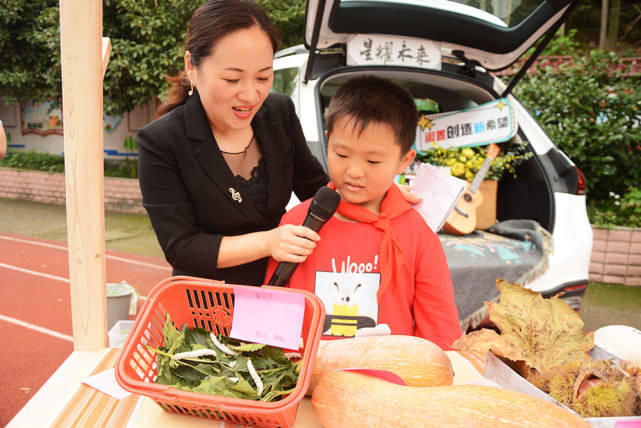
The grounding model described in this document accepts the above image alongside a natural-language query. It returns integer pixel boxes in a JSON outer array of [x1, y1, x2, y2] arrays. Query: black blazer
[[137, 92, 328, 285]]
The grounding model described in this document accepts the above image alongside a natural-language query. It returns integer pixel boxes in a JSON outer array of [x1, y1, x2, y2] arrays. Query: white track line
[[107, 254, 171, 271], [0, 262, 70, 283], [0, 237, 157, 342], [0, 234, 171, 271], [0, 262, 149, 301], [0, 314, 74, 342]]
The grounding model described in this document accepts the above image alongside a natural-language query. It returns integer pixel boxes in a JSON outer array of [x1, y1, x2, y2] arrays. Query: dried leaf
[[487, 280, 593, 374], [452, 328, 522, 362], [454, 280, 641, 417], [453, 280, 594, 379]]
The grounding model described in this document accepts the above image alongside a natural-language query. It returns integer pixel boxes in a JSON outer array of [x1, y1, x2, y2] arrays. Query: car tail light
[[574, 166, 586, 195], [562, 283, 588, 293], [557, 282, 588, 311]]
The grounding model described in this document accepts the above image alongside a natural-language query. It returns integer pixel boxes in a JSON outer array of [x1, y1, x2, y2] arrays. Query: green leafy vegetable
[[148, 314, 301, 402]]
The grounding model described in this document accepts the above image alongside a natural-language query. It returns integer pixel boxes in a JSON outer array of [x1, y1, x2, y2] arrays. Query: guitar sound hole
[[463, 193, 473, 203]]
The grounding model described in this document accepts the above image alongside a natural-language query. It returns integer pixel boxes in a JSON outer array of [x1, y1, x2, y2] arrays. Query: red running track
[[0, 233, 172, 426]]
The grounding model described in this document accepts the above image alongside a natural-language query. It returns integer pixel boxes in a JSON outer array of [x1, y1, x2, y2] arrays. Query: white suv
[[273, 0, 591, 330]]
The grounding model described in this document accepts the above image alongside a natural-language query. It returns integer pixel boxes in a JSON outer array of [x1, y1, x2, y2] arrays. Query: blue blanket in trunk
[[439, 219, 552, 331]]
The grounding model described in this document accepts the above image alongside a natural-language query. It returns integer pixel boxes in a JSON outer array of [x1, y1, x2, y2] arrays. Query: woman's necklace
[[220, 134, 255, 205], [220, 134, 254, 156]]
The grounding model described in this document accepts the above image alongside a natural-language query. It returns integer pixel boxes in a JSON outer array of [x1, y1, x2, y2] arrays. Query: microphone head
[[309, 187, 341, 221]]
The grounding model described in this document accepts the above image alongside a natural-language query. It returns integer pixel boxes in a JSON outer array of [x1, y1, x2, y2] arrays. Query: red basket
[[115, 276, 325, 428]]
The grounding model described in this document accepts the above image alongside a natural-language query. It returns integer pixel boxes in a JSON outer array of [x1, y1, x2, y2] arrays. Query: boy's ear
[[397, 149, 416, 174]]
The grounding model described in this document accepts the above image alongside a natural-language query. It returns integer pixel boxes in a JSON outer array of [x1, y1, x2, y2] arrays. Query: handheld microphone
[[268, 187, 341, 286]]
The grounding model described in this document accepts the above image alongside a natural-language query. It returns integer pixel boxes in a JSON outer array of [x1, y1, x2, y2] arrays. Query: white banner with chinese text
[[415, 98, 517, 152], [347, 34, 441, 70]]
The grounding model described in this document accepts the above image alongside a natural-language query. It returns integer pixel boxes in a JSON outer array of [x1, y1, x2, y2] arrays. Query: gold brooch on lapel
[[228, 187, 242, 203]]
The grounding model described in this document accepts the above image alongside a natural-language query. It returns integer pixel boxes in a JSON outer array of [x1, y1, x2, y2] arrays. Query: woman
[[138, 0, 418, 286], [138, 0, 328, 286]]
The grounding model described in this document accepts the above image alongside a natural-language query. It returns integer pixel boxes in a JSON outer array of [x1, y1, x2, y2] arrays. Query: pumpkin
[[312, 370, 590, 428], [308, 335, 453, 394]]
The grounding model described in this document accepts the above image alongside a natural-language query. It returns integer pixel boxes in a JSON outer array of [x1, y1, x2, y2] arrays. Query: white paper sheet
[[410, 163, 466, 233], [82, 368, 132, 400]]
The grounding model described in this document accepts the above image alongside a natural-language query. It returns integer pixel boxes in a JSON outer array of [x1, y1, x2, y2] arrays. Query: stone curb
[[0, 167, 144, 215]]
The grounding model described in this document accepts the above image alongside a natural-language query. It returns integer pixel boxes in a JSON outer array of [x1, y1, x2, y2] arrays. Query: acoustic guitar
[[443, 143, 500, 236]]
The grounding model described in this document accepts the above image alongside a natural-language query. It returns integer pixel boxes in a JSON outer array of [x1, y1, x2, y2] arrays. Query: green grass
[[580, 282, 641, 332], [0, 198, 163, 258]]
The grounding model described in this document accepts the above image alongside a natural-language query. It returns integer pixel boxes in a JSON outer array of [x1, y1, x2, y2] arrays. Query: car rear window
[[337, 0, 542, 27]]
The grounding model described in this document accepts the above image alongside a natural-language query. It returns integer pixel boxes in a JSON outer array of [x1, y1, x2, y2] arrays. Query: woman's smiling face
[[186, 25, 274, 134]]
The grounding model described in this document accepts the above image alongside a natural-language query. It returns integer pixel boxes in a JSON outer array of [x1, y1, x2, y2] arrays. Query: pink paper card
[[341, 368, 407, 385], [615, 422, 641, 428], [230, 286, 305, 350]]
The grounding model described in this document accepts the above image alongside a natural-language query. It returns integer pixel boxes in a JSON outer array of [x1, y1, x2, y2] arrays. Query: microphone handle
[[267, 211, 329, 286], [267, 262, 297, 286], [300, 211, 326, 232]]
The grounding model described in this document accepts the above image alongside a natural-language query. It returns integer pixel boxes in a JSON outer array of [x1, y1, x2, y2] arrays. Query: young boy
[[265, 76, 462, 349]]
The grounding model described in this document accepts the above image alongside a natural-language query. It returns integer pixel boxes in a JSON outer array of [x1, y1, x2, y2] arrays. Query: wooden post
[[59, 0, 107, 350], [102, 37, 112, 79]]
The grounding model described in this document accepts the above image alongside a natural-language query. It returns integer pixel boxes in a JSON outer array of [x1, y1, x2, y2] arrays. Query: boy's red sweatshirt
[[265, 187, 462, 349]]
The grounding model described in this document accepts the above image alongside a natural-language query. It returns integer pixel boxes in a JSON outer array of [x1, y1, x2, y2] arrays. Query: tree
[[514, 51, 641, 202], [257, 0, 306, 49], [572, 0, 641, 51], [0, 0, 62, 107], [607, 0, 621, 50], [101, 0, 203, 115], [0, 0, 306, 116], [0, 0, 201, 115], [600, 0, 608, 50]]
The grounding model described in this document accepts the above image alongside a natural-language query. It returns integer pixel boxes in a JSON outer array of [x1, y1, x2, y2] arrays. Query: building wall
[[0, 97, 156, 160], [590, 227, 641, 287]]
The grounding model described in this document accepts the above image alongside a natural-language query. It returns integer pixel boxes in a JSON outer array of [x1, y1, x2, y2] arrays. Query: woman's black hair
[[155, 0, 280, 118]]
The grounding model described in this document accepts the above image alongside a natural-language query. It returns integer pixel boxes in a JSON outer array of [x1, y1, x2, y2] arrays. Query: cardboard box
[[483, 352, 641, 428], [477, 179, 497, 230]]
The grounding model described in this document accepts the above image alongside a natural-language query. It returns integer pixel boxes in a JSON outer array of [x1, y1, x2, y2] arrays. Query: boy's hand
[[268, 224, 320, 263], [396, 183, 422, 205]]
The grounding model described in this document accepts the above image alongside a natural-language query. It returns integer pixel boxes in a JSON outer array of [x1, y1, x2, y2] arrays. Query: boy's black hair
[[325, 75, 418, 154]]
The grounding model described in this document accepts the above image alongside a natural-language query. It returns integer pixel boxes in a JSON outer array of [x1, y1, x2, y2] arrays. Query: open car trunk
[[281, 0, 589, 331], [304, 0, 579, 88], [315, 68, 557, 330], [316, 68, 554, 230]]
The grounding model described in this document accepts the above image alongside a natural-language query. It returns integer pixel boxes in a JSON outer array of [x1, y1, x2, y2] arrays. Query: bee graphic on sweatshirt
[[317, 274, 378, 337]]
